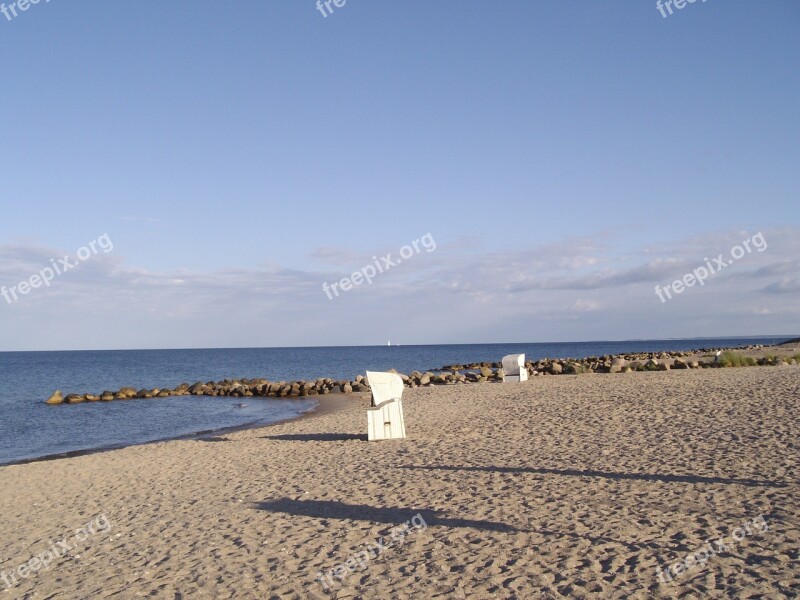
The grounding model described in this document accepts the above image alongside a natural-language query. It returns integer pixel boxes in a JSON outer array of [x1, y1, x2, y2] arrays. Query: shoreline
[[0, 393, 362, 469]]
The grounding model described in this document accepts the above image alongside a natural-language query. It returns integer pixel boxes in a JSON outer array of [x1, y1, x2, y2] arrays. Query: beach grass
[[718, 351, 757, 367]]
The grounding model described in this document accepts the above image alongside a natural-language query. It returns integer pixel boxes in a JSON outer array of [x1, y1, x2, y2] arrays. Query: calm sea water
[[0, 337, 789, 465]]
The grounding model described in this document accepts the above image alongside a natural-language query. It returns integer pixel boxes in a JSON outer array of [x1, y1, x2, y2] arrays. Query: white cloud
[[571, 299, 602, 312], [1, 227, 798, 350], [764, 277, 800, 294]]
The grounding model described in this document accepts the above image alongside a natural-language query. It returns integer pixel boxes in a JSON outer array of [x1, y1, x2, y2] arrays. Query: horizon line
[[0, 334, 796, 354]]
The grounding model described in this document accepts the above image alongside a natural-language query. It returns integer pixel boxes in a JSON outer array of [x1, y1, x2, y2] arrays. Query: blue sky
[[1, 1, 798, 350]]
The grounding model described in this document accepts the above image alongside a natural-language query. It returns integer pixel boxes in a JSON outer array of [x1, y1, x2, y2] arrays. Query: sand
[[0, 366, 798, 599]]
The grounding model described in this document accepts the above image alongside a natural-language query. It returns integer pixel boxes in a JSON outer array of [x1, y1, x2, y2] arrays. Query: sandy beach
[[1, 366, 798, 599]]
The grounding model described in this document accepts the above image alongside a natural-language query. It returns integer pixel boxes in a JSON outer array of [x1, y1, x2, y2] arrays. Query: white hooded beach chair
[[365, 371, 406, 441], [502, 354, 528, 382]]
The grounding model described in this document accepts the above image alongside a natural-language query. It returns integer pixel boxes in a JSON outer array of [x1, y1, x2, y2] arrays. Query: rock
[[65, 394, 85, 404], [341, 383, 353, 393], [189, 382, 206, 395], [564, 362, 587, 375], [100, 391, 115, 401], [656, 363, 670, 371], [479, 366, 493, 378], [46, 390, 63, 405], [609, 357, 626, 374], [419, 373, 432, 386], [549, 362, 563, 375], [672, 358, 689, 369]]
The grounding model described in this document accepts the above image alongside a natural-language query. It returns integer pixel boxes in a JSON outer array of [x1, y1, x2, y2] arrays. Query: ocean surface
[[0, 336, 790, 465]]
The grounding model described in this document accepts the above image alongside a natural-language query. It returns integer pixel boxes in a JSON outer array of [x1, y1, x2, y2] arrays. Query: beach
[[1, 366, 797, 599]]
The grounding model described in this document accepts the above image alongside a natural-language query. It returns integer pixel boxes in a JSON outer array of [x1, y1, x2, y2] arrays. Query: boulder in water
[[46, 390, 63, 405]]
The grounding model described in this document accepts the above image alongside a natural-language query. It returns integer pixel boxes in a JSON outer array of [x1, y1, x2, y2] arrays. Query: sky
[[1, 1, 798, 351]]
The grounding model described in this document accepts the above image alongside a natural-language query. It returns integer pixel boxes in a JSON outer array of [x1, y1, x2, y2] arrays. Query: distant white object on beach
[[502, 354, 528, 383], [365, 371, 407, 441]]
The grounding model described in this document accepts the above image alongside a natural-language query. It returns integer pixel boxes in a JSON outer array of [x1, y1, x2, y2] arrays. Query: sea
[[0, 336, 790, 465]]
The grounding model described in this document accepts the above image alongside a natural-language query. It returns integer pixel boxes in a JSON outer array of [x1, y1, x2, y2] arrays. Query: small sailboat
[[387, 339, 391, 346]]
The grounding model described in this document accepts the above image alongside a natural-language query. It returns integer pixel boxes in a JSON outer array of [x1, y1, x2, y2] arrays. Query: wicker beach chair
[[365, 371, 407, 441], [502, 354, 528, 382]]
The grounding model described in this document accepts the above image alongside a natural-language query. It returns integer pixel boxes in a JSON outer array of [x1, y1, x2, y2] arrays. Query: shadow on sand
[[252, 498, 522, 533], [262, 433, 368, 442], [251, 498, 684, 550]]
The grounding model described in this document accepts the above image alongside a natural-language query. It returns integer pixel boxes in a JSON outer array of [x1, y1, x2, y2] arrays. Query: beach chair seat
[[502, 353, 528, 382], [365, 371, 406, 441]]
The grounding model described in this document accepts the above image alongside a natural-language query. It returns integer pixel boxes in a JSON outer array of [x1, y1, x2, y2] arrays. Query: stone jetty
[[44, 344, 797, 405]]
